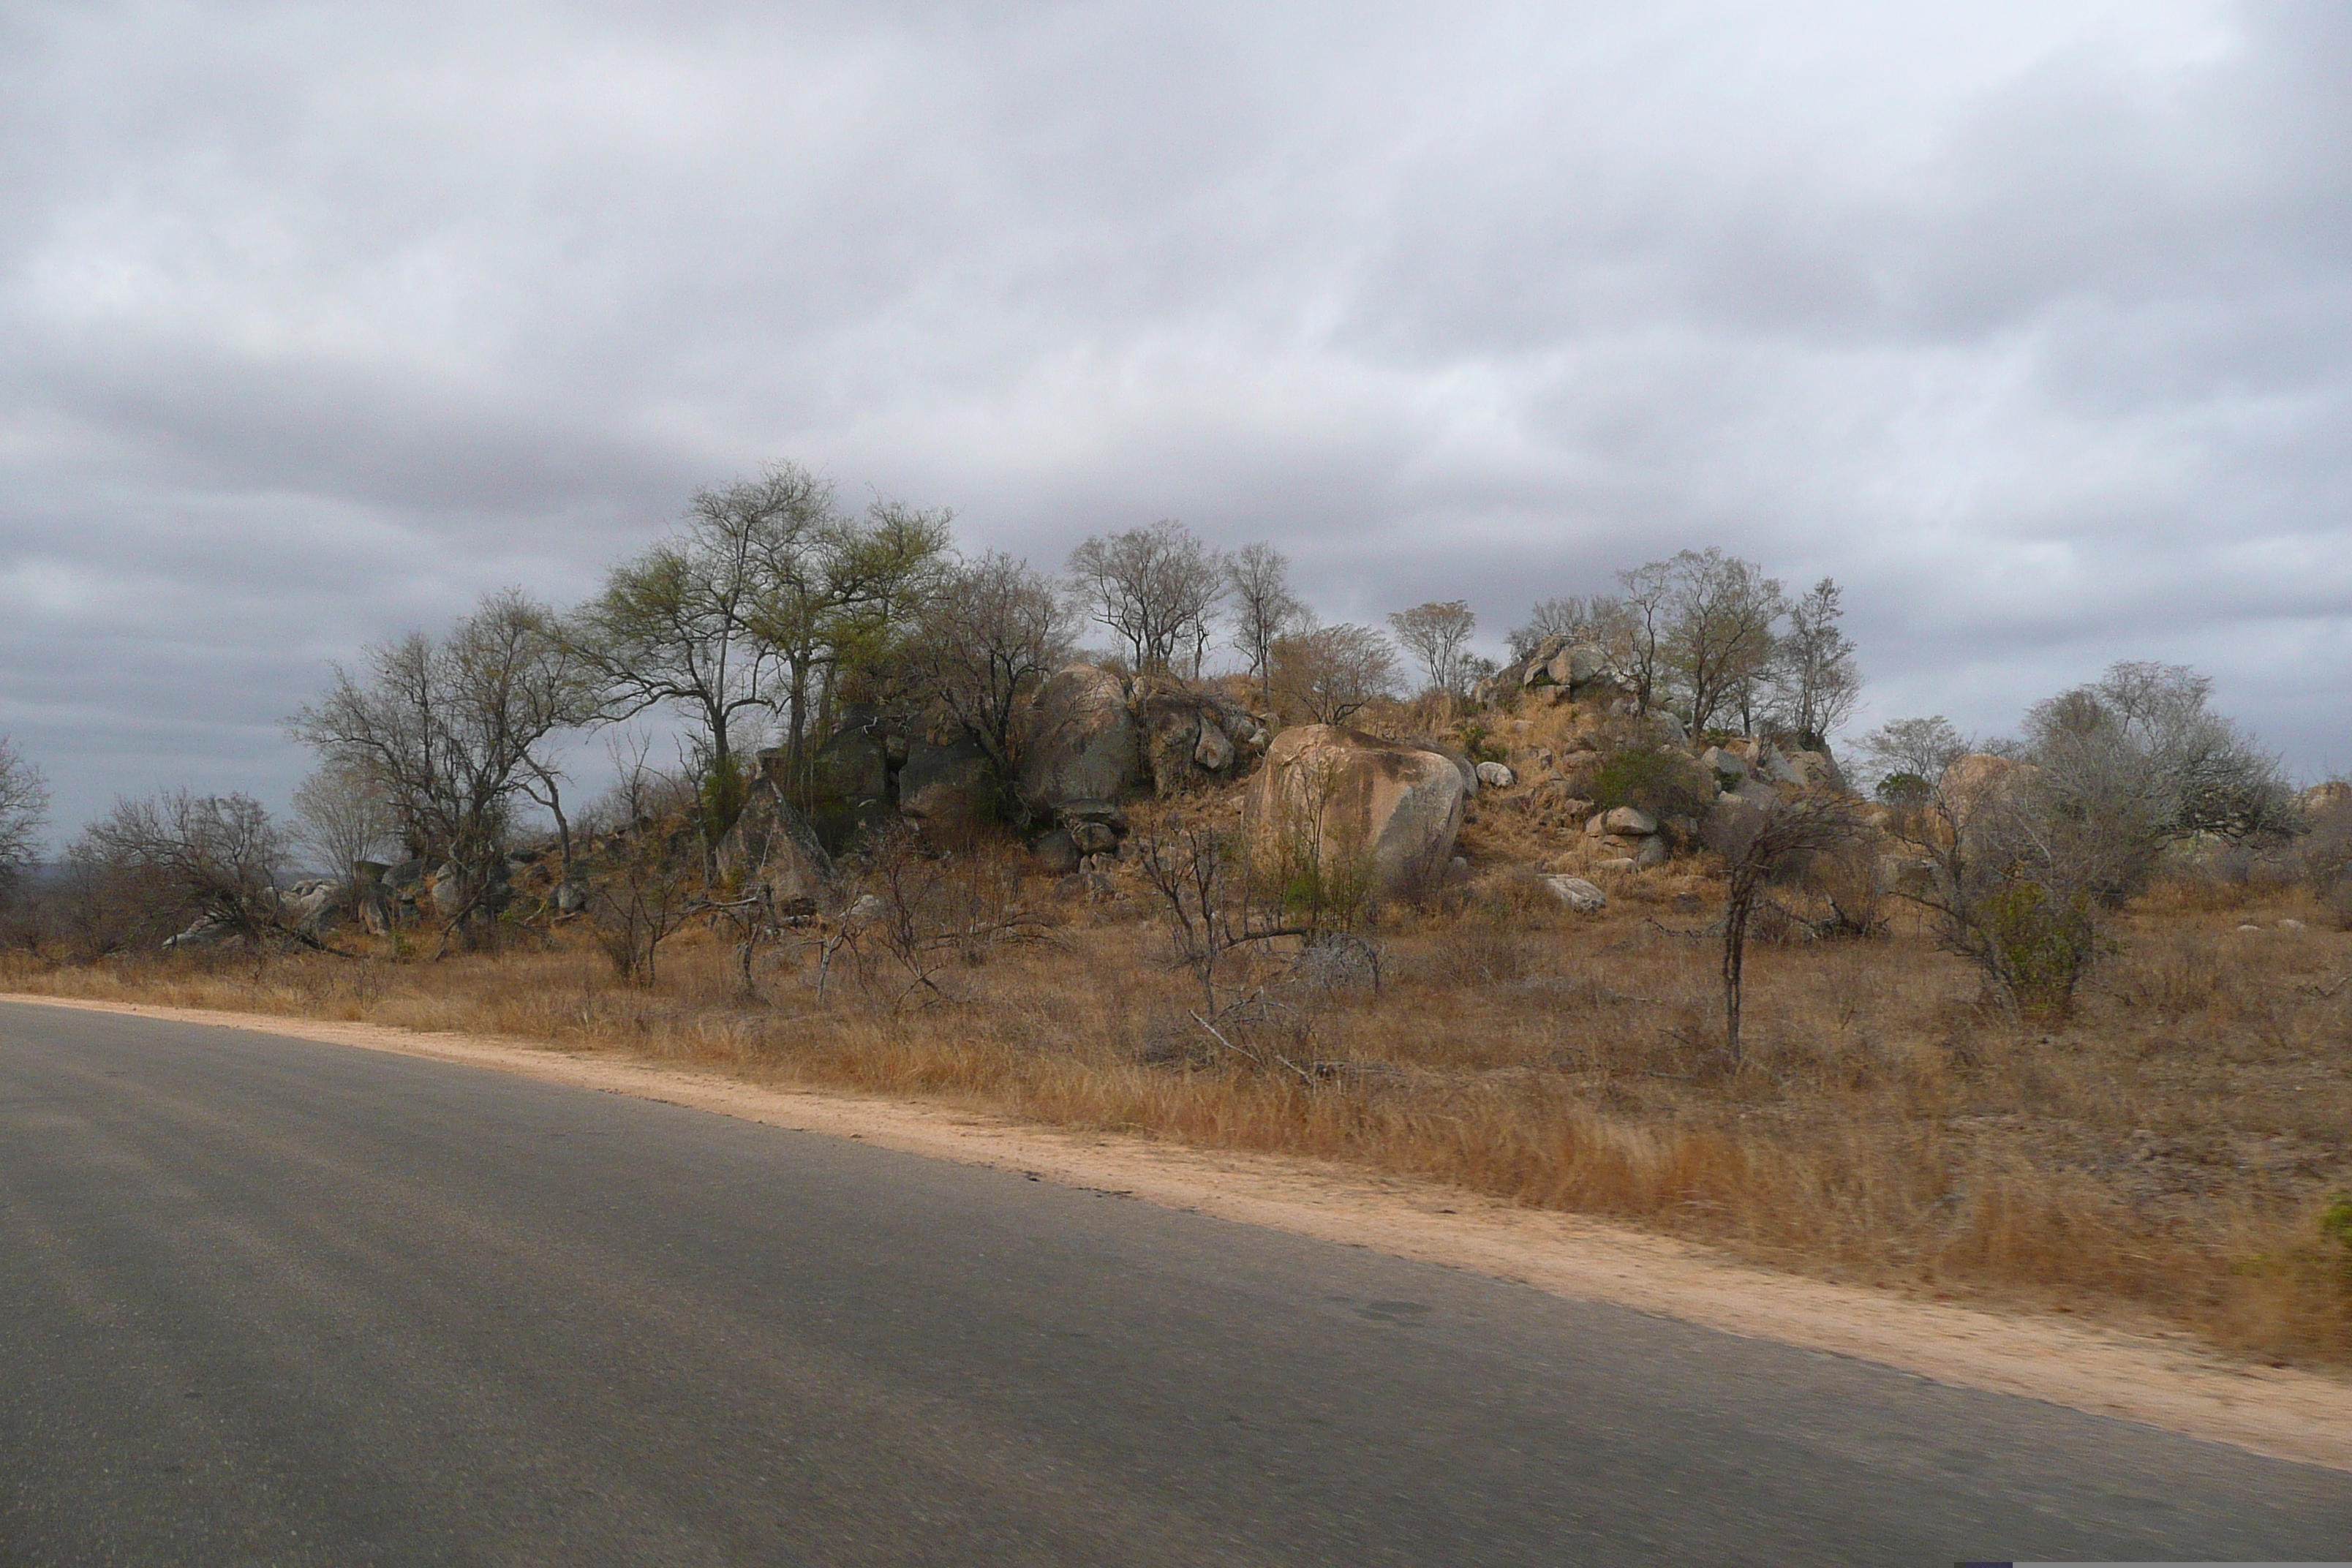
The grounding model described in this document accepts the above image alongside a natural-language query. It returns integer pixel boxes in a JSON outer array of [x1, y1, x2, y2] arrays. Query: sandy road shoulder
[[12, 990, 2351, 1473]]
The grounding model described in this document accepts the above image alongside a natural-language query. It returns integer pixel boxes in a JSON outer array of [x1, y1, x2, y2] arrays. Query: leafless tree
[[1134, 813, 1311, 1011], [1066, 520, 1227, 676], [291, 589, 595, 951], [1704, 792, 1860, 1063], [842, 823, 1047, 1012], [1507, 595, 1617, 661], [0, 737, 49, 900], [82, 790, 293, 949], [1267, 623, 1398, 725], [907, 551, 1078, 811], [1765, 577, 1861, 748], [290, 761, 397, 883], [1613, 559, 1676, 715], [1225, 543, 1308, 701], [1387, 600, 1478, 698]]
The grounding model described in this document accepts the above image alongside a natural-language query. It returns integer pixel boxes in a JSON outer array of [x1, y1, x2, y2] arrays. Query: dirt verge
[[14, 989, 2352, 1473]]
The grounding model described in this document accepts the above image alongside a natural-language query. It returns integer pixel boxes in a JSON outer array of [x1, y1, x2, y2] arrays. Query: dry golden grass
[[11, 860, 2351, 1367]]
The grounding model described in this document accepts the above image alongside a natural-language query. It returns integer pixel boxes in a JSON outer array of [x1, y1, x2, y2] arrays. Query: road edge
[[11, 989, 2351, 1474]]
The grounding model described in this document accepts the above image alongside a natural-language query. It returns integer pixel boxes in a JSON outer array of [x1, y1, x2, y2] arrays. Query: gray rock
[[162, 912, 242, 950], [1476, 761, 1515, 788], [715, 769, 835, 913], [898, 736, 995, 832], [845, 893, 889, 927], [554, 880, 590, 915], [1700, 746, 1749, 787], [801, 712, 894, 853], [1057, 798, 1129, 832], [1030, 829, 1080, 875], [1542, 875, 1607, 913], [1131, 676, 1261, 795], [1069, 820, 1120, 856], [1601, 805, 1657, 836], [1022, 663, 1141, 810], [1289, 933, 1382, 990]]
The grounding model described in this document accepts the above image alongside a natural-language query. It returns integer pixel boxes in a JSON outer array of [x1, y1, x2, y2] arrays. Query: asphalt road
[[2, 1003, 2348, 1566]]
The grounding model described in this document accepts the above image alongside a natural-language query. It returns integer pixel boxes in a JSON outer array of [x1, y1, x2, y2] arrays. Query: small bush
[[1588, 745, 1714, 822], [1978, 877, 2100, 1022]]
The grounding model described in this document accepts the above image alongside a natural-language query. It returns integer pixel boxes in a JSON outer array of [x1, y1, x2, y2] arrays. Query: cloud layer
[[4, 0, 2348, 831]]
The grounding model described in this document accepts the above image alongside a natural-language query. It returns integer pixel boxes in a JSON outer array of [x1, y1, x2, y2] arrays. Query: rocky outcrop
[[1129, 676, 1267, 796], [1471, 636, 1630, 707], [898, 736, 996, 836], [715, 760, 834, 913], [1399, 736, 1480, 798], [801, 710, 895, 853], [1476, 761, 1515, 789], [1582, 803, 1669, 869], [1243, 725, 1466, 900], [1020, 664, 1141, 815]]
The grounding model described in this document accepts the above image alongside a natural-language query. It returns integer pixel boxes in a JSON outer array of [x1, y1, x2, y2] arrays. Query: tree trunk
[[1722, 887, 1751, 1064]]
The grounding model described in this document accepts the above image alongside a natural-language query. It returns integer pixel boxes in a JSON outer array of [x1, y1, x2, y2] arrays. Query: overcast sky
[[3, 0, 2347, 834]]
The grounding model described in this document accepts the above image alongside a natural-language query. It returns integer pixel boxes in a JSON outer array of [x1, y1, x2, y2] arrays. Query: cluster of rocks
[[1019, 666, 1271, 816], [712, 663, 1275, 909], [1469, 635, 1632, 709]]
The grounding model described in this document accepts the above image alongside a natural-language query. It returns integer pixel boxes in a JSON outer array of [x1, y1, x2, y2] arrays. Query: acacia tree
[[568, 475, 788, 777], [2020, 662, 2291, 904], [1267, 622, 1398, 724], [1226, 543, 1308, 702], [905, 551, 1078, 813], [1704, 793, 1858, 1063], [1388, 600, 1477, 698], [292, 589, 596, 949], [742, 479, 951, 788], [1613, 559, 1675, 715], [1067, 520, 1226, 676], [1663, 549, 1785, 735], [1766, 577, 1861, 748]]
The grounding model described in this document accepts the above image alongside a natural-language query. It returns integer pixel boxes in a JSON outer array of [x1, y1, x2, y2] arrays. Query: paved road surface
[[3, 1002, 2348, 1565]]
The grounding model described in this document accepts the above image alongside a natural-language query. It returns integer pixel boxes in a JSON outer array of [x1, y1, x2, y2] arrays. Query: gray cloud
[[2, 0, 2348, 834]]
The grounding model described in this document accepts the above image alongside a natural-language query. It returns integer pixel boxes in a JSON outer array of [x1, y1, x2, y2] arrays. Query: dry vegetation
[[13, 836, 2352, 1370]]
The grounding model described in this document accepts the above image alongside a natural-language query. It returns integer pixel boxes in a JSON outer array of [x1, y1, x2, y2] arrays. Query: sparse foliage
[[1388, 600, 1478, 698], [1507, 595, 1616, 662], [1067, 520, 1226, 676], [0, 737, 50, 902], [291, 589, 595, 950], [290, 761, 397, 883], [1266, 623, 1398, 725], [1766, 577, 1861, 748], [908, 551, 1079, 809], [80, 790, 292, 949], [1226, 543, 1309, 701], [1704, 793, 1860, 1061]]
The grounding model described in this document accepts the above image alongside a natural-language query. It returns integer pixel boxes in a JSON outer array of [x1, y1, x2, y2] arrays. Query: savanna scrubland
[[7, 463, 2350, 1367]]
